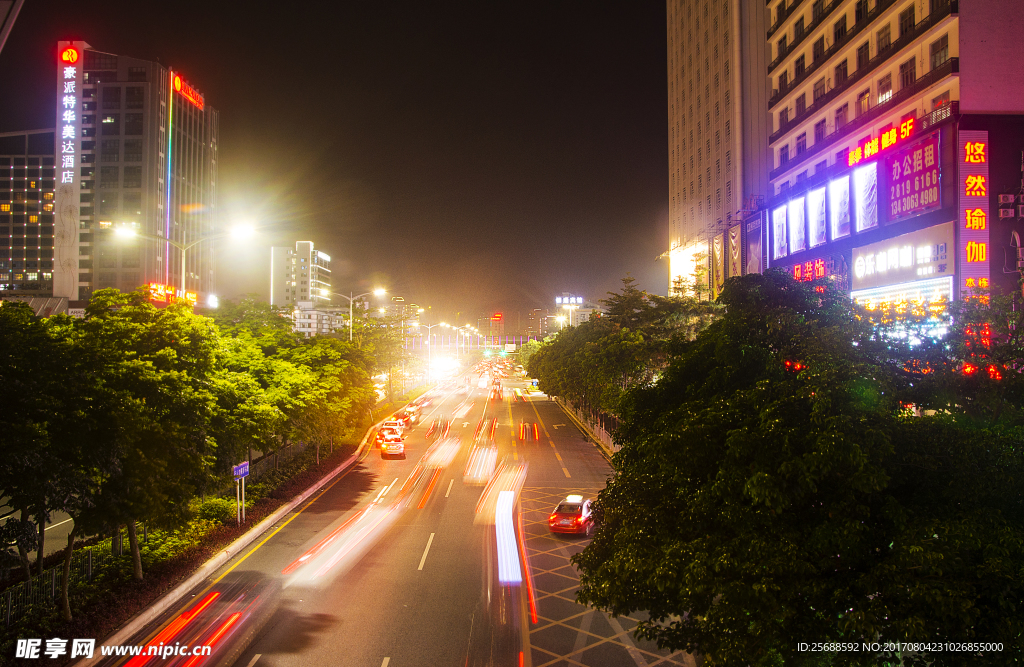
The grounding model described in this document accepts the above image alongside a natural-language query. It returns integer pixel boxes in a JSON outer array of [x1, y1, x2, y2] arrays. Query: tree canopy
[[573, 271, 1024, 666]]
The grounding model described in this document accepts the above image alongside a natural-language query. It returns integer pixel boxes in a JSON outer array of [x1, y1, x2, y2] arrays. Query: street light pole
[[325, 288, 386, 342]]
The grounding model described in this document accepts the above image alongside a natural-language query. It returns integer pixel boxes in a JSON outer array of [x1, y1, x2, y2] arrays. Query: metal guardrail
[[2, 544, 114, 627]]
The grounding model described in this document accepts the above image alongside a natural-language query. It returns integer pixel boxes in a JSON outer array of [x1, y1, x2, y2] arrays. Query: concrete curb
[[75, 429, 376, 666], [552, 397, 616, 461]]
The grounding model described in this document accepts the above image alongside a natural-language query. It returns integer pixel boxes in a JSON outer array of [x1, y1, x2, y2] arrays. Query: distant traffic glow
[[496, 491, 522, 584]]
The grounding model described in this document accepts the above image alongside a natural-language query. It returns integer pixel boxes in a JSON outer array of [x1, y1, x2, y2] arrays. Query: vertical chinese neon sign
[[959, 131, 990, 295], [53, 41, 85, 299]]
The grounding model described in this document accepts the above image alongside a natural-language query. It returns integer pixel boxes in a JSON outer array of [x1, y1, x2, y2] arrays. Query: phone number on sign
[[797, 642, 1003, 653]]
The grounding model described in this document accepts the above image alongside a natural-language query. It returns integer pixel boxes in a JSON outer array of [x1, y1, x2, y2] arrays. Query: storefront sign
[[745, 219, 762, 274], [887, 133, 941, 221], [959, 131, 990, 294], [851, 275, 953, 319], [53, 41, 85, 299], [149, 282, 198, 304], [851, 222, 955, 291], [848, 118, 916, 167]]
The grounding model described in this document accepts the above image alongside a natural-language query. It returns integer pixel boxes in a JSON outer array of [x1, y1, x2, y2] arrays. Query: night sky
[[0, 1, 668, 324]]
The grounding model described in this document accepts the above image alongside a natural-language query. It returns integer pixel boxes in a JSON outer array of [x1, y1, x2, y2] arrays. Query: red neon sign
[[848, 118, 915, 167], [792, 258, 827, 282], [172, 74, 205, 110], [60, 47, 79, 64]]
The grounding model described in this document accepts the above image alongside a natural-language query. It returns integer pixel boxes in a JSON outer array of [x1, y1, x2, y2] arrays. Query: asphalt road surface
[[93, 372, 694, 667]]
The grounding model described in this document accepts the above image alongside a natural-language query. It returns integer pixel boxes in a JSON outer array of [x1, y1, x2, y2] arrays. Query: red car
[[548, 495, 595, 536]]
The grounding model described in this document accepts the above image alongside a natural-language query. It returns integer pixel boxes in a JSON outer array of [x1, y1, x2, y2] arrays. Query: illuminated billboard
[[851, 222, 955, 291], [788, 197, 806, 254], [886, 133, 941, 221], [853, 162, 878, 232], [829, 175, 851, 240], [772, 205, 787, 259], [807, 187, 826, 248], [53, 41, 88, 299], [958, 131, 990, 295]]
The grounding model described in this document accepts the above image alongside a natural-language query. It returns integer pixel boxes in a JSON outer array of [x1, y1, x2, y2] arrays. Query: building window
[[797, 170, 808, 182], [779, 145, 790, 166], [778, 70, 789, 91], [123, 167, 142, 189], [100, 114, 120, 135], [779, 107, 790, 129], [796, 93, 806, 116], [814, 159, 827, 174], [835, 104, 848, 130], [833, 15, 847, 44], [932, 90, 950, 109], [812, 0, 824, 21], [899, 57, 916, 89], [126, 87, 144, 109], [122, 192, 142, 216], [127, 67, 147, 82], [877, 73, 892, 104], [124, 139, 142, 162], [777, 35, 787, 59], [796, 133, 807, 155], [102, 87, 121, 110], [835, 59, 848, 86], [813, 77, 826, 101], [856, 42, 870, 71], [814, 118, 827, 142], [857, 89, 870, 116], [813, 36, 825, 62], [794, 17, 805, 40], [877, 24, 891, 53], [899, 5, 915, 37], [855, 0, 867, 22], [100, 166, 119, 188], [100, 139, 119, 162], [124, 113, 143, 136], [99, 193, 118, 215], [726, 181, 732, 202], [930, 34, 949, 70], [795, 54, 805, 78]]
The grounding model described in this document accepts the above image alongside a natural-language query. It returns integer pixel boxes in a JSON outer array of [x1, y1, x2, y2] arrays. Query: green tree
[[574, 271, 1024, 666]]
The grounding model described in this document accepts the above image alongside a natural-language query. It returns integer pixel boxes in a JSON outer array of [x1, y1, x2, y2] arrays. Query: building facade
[[291, 300, 346, 338], [763, 0, 1024, 309], [0, 129, 56, 296], [53, 41, 219, 301], [666, 0, 771, 296], [269, 241, 331, 307]]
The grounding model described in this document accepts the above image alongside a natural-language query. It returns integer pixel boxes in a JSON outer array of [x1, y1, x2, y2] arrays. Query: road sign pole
[[242, 476, 246, 522], [235, 479, 240, 525]]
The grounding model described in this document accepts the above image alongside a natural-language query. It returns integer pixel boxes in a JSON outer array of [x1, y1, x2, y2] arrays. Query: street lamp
[[324, 288, 386, 342], [420, 322, 444, 381], [555, 315, 567, 330], [115, 224, 253, 298]]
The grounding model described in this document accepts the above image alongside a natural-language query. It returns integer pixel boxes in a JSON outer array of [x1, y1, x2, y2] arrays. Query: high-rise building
[[666, 0, 770, 296], [764, 0, 1024, 306], [269, 241, 331, 307], [53, 41, 219, 301], [525, 308, 550, 338], [0, 129, 56, 296]]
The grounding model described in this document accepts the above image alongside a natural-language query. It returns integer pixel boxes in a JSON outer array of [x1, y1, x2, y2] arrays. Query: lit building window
[[0, 204, 9, 212], [43, 192, 53, 200], [29, 215, 38, 223]]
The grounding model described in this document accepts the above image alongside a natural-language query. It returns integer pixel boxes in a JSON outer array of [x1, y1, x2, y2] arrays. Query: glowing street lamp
[[326, 288, 387, 342], [555, 315, 567, 330], [115, 224, 254, 299], [420, 322, 444, 380]]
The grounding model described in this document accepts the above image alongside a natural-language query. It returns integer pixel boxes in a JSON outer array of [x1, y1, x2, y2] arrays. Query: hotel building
[[53, 41, 219, 302], [269, 241, 332, 307], [666, 0, 771, 296], [763, 0, 1024, 307]]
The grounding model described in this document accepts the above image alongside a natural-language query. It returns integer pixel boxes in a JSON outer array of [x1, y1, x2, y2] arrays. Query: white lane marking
[[445, 478, 454, 498], [417, 532, 435, 571], [245, 655, 262, 667], [380, 659, 391, 667], [45, 518, 74, 531]]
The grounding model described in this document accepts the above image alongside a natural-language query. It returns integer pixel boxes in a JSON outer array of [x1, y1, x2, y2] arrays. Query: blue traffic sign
[[233, 461, 249, 479]]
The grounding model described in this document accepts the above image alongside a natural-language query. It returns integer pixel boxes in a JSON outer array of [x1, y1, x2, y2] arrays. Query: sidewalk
[[551, 397, 619, 460]]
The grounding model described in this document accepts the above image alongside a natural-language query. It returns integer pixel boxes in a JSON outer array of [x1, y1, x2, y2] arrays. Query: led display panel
[[829, 176, 851, 240], [854, 162, 878, 232], [772, 205, 788, 260], [808, 187, 827, 247], [788, 197, 806, 254]]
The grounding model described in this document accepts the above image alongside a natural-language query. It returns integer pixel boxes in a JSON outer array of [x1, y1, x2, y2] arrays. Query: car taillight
[[574, 516, 582, 525], [549, 514, 558, 522]]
